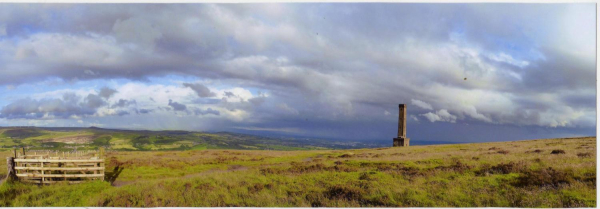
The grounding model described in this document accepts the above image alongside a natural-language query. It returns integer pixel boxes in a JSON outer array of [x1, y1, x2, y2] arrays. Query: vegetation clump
[[325, 184, 365, 201], [476, 161, 526, 176], [577, 152, 592, 158], [514, 167, 574, 188], [526, 149, 544, 153], [551, 149, 566, 154], [434, 160, 472, 173], [496, 150, 510, 154]]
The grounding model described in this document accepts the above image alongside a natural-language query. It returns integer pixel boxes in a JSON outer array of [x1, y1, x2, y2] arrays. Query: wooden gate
[[7, 149, 105, 184]]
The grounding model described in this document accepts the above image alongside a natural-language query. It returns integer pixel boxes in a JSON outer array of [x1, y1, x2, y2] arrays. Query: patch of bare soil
[[43, 135, 94, 144]]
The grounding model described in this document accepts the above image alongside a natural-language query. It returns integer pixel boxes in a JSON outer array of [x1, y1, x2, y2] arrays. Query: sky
[[0, 3, 596, 144]]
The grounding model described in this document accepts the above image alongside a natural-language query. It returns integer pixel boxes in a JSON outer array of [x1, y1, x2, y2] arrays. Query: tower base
[[393, 137, 410, 147]]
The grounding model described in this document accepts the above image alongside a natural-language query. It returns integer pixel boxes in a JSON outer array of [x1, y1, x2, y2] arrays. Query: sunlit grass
[[0, 137, 595, 207]]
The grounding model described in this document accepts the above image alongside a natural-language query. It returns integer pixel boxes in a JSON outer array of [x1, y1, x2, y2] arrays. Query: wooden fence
[[6, 148, 105, 184]]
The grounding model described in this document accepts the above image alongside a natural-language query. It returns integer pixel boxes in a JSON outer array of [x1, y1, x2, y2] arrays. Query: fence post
[[99, 147, 105, 158], [6, 157, 16, 182]]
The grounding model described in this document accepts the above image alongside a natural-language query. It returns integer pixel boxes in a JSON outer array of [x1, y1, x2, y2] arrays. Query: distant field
[[0, 127, 372, 151], [0, 136, 595, 207]]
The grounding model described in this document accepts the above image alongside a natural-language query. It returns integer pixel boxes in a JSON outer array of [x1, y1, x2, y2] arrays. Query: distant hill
[[0, 126, 388, 151]]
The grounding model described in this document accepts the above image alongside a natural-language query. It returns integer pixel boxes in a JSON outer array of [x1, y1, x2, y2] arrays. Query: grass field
[[0, 136, 595, 207]]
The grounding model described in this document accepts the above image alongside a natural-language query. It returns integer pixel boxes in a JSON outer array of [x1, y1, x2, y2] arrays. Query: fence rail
[[6, 148, 105, 184]]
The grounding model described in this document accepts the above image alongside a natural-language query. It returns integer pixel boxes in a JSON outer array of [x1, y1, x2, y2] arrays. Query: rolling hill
[[0, 126, 378, 151]]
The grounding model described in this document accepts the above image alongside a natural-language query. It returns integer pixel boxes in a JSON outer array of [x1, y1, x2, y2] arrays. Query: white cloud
[[410, 115, 419, 122], [411, 99, 433, 110], [487, 52, 530, 68], [421, 109, 457, 123], [214, 87, 256, 103]]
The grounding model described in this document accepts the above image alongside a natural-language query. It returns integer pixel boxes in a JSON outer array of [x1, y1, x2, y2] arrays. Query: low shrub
[[339, 154, 354, 158], [305, 192, 326, 207], [259, 167, 280, 175], [325, 185, 365, 201], [513, 167, 574, 188], [358, 171, 378, 181], [476, 161, 526, 176], [526, 149, 543, 153], [434, 160, 472, 173], [551, 150, 566, 154], [248, 183, 264, 193], [497, 150, 509, 154], [577, 152, 592, 158]]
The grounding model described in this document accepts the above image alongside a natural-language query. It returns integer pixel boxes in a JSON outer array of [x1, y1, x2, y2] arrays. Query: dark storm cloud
[[0, 87, 132, 119], [98, 87, 117, 99], [248, 96, 266, 106], [194, 108, 220, 116], [0, 94, 97, 119], [561, 94, 596, 109], [111, 99, 137, 108], [117, 110, 130, 116], [83, 94, 106, 109], [520, 48, 596, 93], [136, 109, 153, 114], [183, 83, 216, 98], [168, 99, 187, 111], [224, 91, 235, 98]]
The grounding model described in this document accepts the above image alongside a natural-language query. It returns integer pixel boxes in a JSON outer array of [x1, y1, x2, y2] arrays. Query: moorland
[[0, 128, 594, 207]]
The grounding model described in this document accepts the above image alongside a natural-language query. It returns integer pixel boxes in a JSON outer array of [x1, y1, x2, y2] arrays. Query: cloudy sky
[[0, 3, 595, 143]]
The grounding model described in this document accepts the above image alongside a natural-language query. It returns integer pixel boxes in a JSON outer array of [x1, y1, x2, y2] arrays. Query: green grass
[[0, 136, 595, 207]]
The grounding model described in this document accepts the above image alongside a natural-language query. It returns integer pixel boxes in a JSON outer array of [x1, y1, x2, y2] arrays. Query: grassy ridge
[[0, 136, 595, 207]]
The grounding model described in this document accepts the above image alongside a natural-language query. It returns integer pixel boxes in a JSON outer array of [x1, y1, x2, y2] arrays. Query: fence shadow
[[104, 157, 125, 185]]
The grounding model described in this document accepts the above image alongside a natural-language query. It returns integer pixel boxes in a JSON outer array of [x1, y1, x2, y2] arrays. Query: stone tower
[[393, 104, 410, 147]]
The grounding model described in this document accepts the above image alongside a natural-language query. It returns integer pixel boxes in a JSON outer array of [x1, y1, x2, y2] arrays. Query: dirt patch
[[43, 135, 94, 144]]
